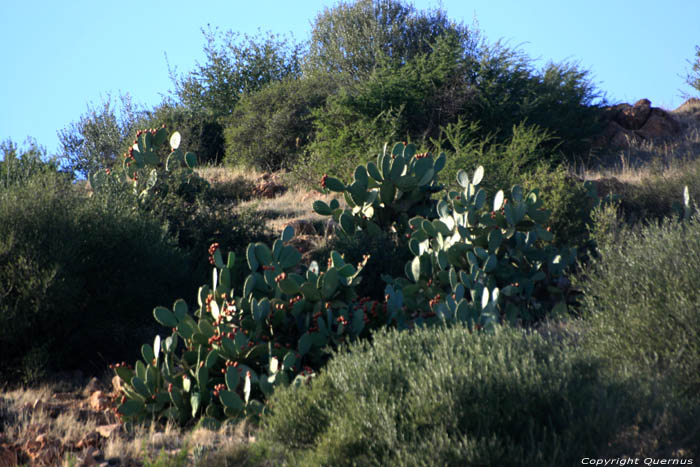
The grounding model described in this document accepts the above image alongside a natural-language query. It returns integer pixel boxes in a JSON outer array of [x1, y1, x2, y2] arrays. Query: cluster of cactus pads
[[88, 126, 201, 203], [313, 142, 444, 235], [113, 225, 405, 426], [392, 166, 577, 329], [114, 139, 580, 426]]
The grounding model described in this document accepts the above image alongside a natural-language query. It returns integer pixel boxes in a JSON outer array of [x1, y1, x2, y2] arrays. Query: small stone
[[89, 391, 110, 412], [82, 377, 101, 397], [76, 431, 100, 449], [96, 424, 121, 439]]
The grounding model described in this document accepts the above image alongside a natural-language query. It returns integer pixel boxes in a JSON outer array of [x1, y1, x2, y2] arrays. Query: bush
[[0, 138, 61, 189], [519, 164, 594, 251], [58, 94, 144, 177], [223, 76, 335, 171], [578, 214, 700, 400], [304, 0, 477, 83], [0, 173, 190, 383], [171, 27, 303, 119], [302, 33, 603, 185], [437, 120, 558, 194], [261, 324, 661, 465]]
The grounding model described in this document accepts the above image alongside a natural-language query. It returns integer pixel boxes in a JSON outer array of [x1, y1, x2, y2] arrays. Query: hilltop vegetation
[[1, 0, 700, 464]]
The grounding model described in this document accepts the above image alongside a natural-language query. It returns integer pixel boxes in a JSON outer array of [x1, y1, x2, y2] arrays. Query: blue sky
[[1, 0, 699, 156]]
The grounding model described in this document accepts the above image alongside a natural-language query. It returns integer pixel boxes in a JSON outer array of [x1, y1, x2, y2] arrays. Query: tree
[[305, 0, 479, 82], [687, 45, 700, 94], [58, 94, 143, 177], [1, 137, 59, 187], [171, 27, 304, 119], [223, 75, 336, 171]]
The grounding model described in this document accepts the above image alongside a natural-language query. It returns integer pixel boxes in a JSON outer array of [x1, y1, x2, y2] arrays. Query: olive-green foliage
[[0, 138, 61, 189], [437, 120, 557, 194], [0, 173, 189, 383], [303, 33, 476, 183], [223, 76, 336, 171], [467, 44, 604, 157], [579, 214, 700, 399], [58, 94, 144, 177], [519, 164, 594, 251], [304, 14, 603, 184], [294, 96, 404, 184], [172, 27, 303, 119], [305, 0, 478, 83], [687, 45, 700, 93], [260, 324, 648, 465]]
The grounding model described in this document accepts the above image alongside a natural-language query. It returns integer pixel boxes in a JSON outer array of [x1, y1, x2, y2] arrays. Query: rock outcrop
[[596, 99, 681, 149]]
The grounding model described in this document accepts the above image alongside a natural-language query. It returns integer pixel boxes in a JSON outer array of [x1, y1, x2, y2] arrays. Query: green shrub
[[302, 24, 603, 185], [578, 214, 700, 399], [172, 27, 303, 120], [519, 163, 594, 251], [260, 324, 651, 465], [0, 138, 61, 189], [294, 92, 405, 185], [223, 76, 335, 171], [437, 120, 558, 194], [58, 94, 144, 177], [0, 173, 189, 383]]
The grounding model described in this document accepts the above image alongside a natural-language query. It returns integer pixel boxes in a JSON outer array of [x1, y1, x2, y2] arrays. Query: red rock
[[637, 108, 680, 140]]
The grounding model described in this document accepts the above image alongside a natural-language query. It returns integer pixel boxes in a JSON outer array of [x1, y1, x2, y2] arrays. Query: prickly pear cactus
[[313, 142, 445, 236], [113, 226, 373, 427], [391, 165, 577, 330], [89, 126, 203, 204]]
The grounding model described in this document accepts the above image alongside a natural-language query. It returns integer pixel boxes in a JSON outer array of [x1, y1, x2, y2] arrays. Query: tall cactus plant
[[89, 126, 202, 204], [113, 226, 372, 426]]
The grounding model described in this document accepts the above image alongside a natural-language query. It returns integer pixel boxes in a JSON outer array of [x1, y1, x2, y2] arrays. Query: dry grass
[[0, 377, 259, 466], [198, 165, 342, 235], [577, 109, 700, 184], [236, 182, 342, 236]]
